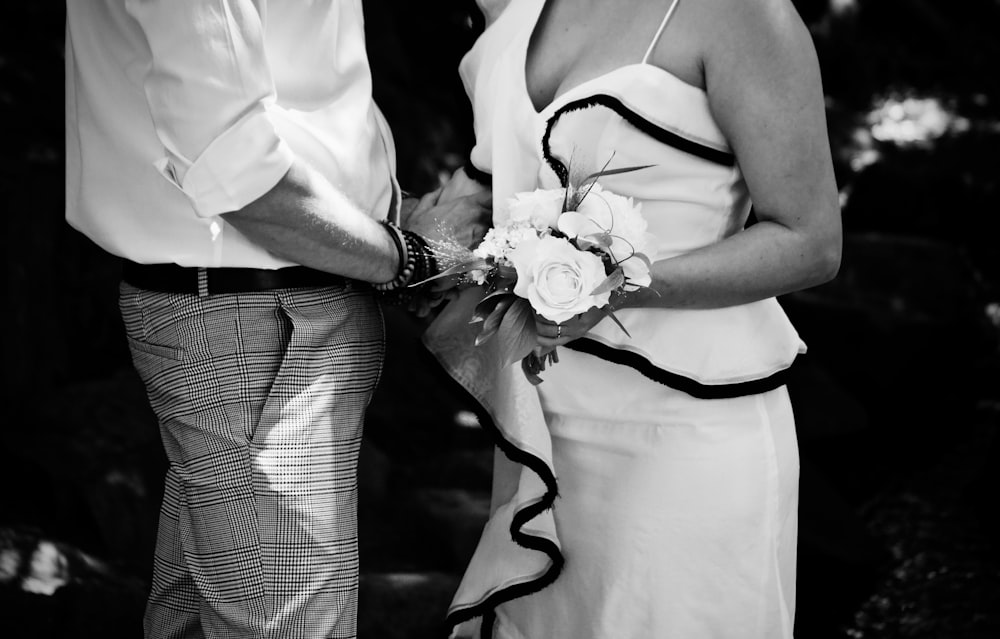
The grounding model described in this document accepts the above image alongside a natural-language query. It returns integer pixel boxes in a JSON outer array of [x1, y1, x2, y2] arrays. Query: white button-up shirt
[[66, 0, 399, 268]]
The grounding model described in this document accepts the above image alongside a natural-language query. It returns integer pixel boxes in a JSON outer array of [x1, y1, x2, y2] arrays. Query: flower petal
[[506, 237, 542, 299], [621, 256, 652, 289], [558, 211, 598, 239]]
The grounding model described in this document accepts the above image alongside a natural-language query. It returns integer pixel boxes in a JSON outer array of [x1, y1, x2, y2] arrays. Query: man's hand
[[395, 171, 493, 318], [437, 167, 488, 205], [399, 187, 440, 230], [404, 189, 492, 251]]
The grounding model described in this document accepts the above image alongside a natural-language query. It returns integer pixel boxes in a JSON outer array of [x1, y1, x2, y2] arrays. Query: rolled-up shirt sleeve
[[126, 0, 294, 217]]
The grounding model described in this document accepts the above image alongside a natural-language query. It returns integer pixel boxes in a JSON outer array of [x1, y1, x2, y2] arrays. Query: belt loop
[[197, 268, 209, 297]]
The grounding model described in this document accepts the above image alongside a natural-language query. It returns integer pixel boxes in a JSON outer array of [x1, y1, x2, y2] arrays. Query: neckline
[[522, 0, 705, 116]]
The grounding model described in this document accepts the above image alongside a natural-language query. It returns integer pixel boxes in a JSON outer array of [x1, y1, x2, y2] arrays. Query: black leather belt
[[121, 261, 350, 295]]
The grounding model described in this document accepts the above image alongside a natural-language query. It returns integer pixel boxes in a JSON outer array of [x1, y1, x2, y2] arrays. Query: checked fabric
[[121, 282, 384, 639]]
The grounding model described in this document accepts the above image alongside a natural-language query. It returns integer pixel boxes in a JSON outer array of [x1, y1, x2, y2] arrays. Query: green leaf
[[408, 257, 490, 287], [621, 282, 661, 297], [520, 353, 546, 385], [496, 298, 539, 369], [481, 286, 517, 304], [590, 267, 625, 296], [471, 291, 514, 324], [566, 150, 591, 189], [580, 164, 655, 183], [575, 161, 655, 207], [490, 265, 518, 295], [574, 154, 617, 205], [475, 296, 516, 346], [602, 307, 632, 338]]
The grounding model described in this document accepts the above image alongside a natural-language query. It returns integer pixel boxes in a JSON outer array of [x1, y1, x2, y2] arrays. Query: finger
[[534, 314, 558, 327], [465, 189, 493, 208], [536, 336, 563, 348], [534, 320, 560, 339], [414, 189, 442, 216], [439, 169, 483, 202], [463, 200, 493, 223], [532, 345, 554, 358]]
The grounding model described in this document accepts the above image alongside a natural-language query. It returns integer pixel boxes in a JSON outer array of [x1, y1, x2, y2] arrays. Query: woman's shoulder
[[691, 0, 806, 30], [694, 0, 814, 64], [473, 0, 516, 28], [642, 0, 808, 94]]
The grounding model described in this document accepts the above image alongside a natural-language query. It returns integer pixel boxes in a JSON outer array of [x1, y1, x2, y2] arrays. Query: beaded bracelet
[[401, 229, 440, 285], [412, 232, 439, 282], [373, 215, 443, 310], [373, 220, 413, 292]]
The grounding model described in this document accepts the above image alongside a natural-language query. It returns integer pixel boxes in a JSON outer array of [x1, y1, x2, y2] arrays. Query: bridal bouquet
[[424, 163, 654, 383]]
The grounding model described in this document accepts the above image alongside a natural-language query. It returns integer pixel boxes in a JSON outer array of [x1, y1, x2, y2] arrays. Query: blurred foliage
[[1, 2, 1000, 637], [805, 0, 1000, 289], [812, 0, 1000, 106], [365, 0, 483, 192]]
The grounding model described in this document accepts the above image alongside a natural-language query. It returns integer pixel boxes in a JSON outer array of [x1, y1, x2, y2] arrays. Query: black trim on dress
[[443, 378, 565, 639], [541, 93, 736, 187], [564, 338, 796, 399]]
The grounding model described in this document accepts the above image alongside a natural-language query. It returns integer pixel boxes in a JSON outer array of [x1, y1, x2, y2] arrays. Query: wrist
[[373, 220, 412, 291], [372, 221, 441, 295], [399, 196, 419, 228]]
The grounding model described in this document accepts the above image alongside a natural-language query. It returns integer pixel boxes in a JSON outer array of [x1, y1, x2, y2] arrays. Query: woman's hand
[[533, 305, 607, 352], [396, 168, 494, 319], [403, 168, 493, 252]]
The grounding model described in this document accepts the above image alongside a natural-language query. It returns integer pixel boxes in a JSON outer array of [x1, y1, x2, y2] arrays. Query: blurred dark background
[[2, 1, 999, 638]]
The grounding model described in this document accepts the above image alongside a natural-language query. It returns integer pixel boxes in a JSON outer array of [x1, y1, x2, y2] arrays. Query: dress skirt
[[491, 347, 799, 639]]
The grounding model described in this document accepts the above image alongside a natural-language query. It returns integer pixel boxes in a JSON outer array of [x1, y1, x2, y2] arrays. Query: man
[[65, 2, 488, 637]]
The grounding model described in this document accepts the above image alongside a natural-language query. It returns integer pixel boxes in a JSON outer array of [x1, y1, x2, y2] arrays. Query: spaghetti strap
[[641, 0, 682, 64]]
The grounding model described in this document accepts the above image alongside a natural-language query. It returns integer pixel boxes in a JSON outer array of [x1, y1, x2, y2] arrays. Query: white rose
[[559, 183, 653, 261], [506, 189, 565, 231], [507, 236, 612, 323]]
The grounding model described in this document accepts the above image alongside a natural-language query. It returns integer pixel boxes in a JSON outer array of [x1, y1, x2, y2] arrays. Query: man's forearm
[[221, 159, 399, 283]]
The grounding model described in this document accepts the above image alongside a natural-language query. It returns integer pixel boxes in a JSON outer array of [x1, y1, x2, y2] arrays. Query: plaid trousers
[[120, 281, 384, 639]]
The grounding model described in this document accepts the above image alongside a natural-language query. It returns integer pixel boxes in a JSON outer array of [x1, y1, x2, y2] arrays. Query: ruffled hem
[[423, 289, 565, 639]]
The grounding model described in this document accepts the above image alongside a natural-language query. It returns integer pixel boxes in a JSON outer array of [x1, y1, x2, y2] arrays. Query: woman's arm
[[618, 0, 841, 311]]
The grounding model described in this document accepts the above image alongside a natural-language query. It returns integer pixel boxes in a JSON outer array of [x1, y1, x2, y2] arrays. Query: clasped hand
[[400, 171, 493, 317], [531, 305, 606, 358]]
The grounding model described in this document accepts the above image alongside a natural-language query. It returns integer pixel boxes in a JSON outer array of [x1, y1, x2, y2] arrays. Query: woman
[[425, 0, 841, 636]]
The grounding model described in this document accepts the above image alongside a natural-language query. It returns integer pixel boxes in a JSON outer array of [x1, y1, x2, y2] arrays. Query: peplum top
[[459, 0, 806, 397]]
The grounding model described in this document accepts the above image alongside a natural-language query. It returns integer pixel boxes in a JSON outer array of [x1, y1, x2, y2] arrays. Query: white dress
[[425, 1, 803, 637]]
